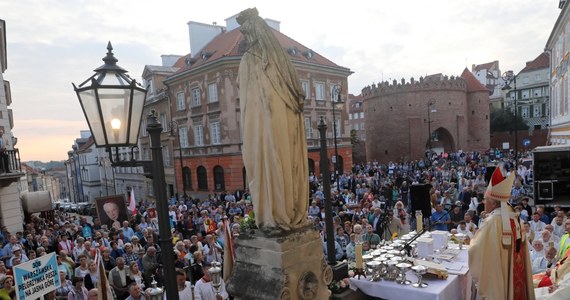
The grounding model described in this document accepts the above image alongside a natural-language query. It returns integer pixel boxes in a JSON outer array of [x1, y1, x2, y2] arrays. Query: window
[[533, 105, 542, 117], [208, 83, 218, 103], [162, 147, 170, 167], [304, 117, 312, 138], [521, 106, 529, 118], [330, 85, 340, 102], [176, 92, 186, 111], [360, 123, 365, 130], [179, 127, 189, 147], [534, 88, 542, 97], [301, 80, 310, 99], [194, 125, 204, 146], [360, 112, 364, 119], [315, 82, 324, 100], [348, 114, 352, 120], [536, 74, 542, 82], [210, 122, 221, 144], [523, 76, 529, 84], [160, 114, 168, 132], [353, 113, 358, 120], [192, 88, 201, 106], [141, 119, 147, 137]]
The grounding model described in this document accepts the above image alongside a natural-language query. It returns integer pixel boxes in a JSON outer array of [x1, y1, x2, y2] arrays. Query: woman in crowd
[[127, 261, 145, 290], [82, 260, 99, 291], [0, 275, 15, 300], [73, 255, 89, 280]]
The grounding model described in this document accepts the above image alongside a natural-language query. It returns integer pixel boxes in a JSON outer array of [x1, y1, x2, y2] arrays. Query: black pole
[[176, 124, 187, 197], [147, 114, 179, 300], [427, 103, 432, 150], [318, 117, 336, 265], [332, 95, 340, 194], [514, 77, 518, 166]]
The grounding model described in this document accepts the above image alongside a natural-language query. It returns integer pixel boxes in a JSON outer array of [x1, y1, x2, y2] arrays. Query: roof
[[520, 52, 550, 73], [461, 68, 489, 93], [472, 61, 497, 72], [168, 26, 348, 79], [77, 136, 94, 152]]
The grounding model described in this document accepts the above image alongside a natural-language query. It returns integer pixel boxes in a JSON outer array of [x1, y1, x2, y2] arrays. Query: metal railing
[[0, 149, 21, 173]]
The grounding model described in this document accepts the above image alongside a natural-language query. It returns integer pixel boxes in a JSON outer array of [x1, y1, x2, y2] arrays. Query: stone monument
[[227, 7, 332, 300]]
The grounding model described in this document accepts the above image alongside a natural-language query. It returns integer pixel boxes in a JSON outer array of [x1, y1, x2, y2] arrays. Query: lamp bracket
[[106, 146, 153, 178]]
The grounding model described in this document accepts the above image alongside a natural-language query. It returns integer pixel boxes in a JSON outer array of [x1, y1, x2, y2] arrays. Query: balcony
[[0, 149, 23, 184]]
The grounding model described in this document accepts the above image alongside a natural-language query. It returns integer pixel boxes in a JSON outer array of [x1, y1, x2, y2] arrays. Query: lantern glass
[[74, 42, 147, 148]]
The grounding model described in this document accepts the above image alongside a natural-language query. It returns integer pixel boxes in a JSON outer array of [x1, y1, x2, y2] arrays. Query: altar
[[349, 246, 470, 300]]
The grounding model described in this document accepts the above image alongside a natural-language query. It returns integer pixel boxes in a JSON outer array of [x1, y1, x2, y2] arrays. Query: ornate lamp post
[[502, 70, 518, 165], [318, 117, 336, 265], [170, 120, 187, 197], [426, 101, 437, 151], [332, 86, 344, 193], [72, 42, 179, 300]]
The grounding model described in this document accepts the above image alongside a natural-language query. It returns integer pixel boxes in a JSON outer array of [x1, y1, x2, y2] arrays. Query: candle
[[416, 210, 423, 232], [355, 242, 363, 269]]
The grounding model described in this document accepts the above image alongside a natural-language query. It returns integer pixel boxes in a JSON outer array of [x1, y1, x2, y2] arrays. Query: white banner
[[14, 252, 61, 300]]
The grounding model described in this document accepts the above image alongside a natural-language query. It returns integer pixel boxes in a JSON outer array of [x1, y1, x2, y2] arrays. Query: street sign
[[14, 252, 61, 300], [523, 138, 531, 147]]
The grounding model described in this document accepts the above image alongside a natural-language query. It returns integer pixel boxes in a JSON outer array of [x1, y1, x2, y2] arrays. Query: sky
[[0, 0, 562, 162]]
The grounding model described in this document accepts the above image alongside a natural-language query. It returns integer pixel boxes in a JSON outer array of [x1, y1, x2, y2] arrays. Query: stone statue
[[237, 7, 309, 231]]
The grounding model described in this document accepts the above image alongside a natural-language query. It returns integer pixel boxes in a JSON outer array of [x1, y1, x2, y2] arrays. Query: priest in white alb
[[468, 166, 534, 300]]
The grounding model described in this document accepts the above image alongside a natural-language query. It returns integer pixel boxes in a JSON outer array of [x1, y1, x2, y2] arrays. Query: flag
[[95, 249, 114, 300], [223, 219, 234, 283], [128, 189, 137, 214]]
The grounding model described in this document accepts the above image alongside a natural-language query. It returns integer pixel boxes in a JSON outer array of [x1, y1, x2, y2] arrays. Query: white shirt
[[178, 281, 194, 300], [530, 220, 547, 234], [194, 278, 228, 300]]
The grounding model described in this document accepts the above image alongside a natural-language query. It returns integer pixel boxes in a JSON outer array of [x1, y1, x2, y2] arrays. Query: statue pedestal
[[227, 226, 332, 300]]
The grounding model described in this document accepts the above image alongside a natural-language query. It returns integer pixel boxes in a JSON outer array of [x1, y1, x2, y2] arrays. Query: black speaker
[[410, 183, 432, 218], [485, 166, 497, 184]]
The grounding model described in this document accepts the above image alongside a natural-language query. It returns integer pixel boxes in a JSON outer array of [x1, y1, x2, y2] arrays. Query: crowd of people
[[2, 148, 570, 299]]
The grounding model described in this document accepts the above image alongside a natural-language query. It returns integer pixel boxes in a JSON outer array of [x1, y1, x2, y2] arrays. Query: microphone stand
[[403, 206, 454, 257]]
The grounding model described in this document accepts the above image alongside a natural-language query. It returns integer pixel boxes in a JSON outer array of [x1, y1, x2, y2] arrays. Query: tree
[[490, 107, 529, 133]]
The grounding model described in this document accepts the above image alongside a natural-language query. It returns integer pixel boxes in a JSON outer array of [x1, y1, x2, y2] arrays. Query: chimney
[[187, 21, 225, 57], [160, 55, 183, 67]]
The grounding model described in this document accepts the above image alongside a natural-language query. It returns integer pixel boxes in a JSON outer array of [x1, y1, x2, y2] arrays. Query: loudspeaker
[[485, 166, 496, 184], [410, 183, 432, 218]]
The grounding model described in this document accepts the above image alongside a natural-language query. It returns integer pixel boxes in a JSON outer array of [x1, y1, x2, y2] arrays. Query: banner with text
[[14, 252, 61, 300]]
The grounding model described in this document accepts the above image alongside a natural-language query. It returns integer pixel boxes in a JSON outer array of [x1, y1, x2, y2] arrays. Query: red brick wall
[[174, 146, 353, 193]]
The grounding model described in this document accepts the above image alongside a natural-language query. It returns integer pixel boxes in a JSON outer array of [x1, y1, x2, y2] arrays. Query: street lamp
[[426, 101, 437, 151], [332, 86, 344, 193], [72, 42, 179, 300], [169, 120, 187, 197], [318, 117, 336, 265], [502, 70, 518, 164]]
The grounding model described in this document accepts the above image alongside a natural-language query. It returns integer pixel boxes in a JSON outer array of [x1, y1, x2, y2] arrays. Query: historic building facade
[[546, 0, 570, 145], [158, 16, 353, 194], [361, 70, 490, 162]]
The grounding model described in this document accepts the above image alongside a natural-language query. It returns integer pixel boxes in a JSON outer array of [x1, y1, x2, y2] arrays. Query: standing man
[[109, 257, 130, 299], [469, 167, 534, 300], [0, 129, 10, 173], [176, 269, 193, 300], [558, 218, 570, 260]]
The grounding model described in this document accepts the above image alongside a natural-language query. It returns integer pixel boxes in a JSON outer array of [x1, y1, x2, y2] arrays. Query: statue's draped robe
[[237, 11, 309, 231]]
